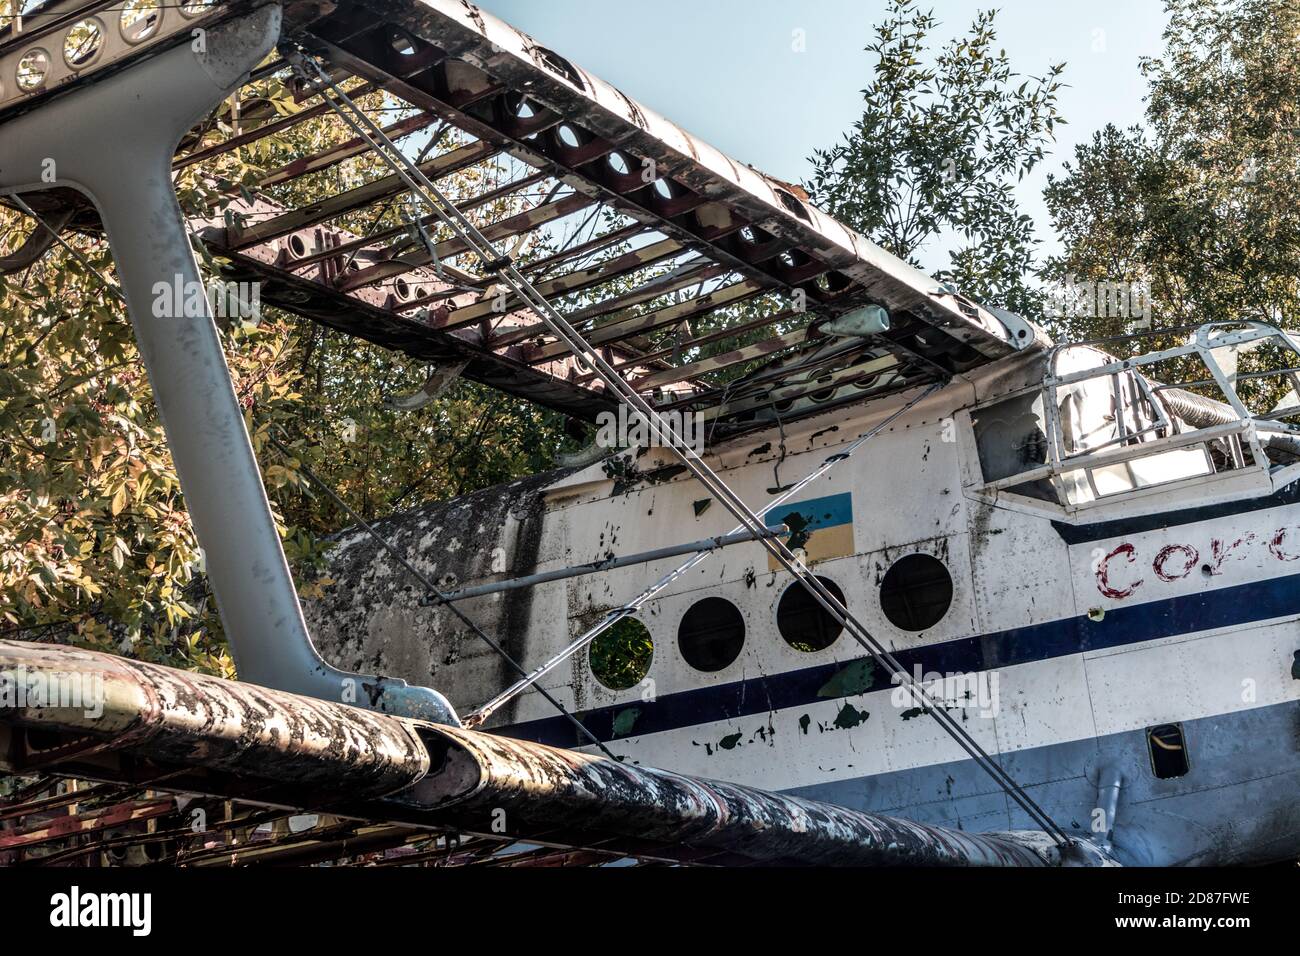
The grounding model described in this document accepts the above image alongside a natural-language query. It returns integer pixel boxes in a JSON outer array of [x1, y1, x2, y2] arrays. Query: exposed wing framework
[[1, 0, 1028, 439]]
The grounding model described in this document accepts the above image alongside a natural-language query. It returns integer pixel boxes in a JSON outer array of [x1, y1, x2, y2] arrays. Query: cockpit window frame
[[963, 322, 1300, 522]]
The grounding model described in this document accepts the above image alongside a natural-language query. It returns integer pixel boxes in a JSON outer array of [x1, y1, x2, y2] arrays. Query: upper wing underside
[[0, 0, 1032, 440]]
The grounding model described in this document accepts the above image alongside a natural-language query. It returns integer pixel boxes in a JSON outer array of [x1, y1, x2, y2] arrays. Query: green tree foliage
[[805, 0, 1065, 318], [1042, 0, 1300, 346], [588, 617, 653, 691]]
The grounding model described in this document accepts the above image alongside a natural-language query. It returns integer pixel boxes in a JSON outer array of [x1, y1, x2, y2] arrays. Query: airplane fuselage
[[307, 341, 1300, 866]]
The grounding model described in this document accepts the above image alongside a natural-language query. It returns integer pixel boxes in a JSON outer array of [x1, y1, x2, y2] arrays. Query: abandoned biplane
[[0, 0, 1297, 867]]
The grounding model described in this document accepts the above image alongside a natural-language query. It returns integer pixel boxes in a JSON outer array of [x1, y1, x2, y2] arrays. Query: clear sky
[[478, 0, 1170, 270]]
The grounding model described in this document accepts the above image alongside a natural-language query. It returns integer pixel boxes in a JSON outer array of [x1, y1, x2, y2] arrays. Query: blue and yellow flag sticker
[[763, 492, 854, 570]]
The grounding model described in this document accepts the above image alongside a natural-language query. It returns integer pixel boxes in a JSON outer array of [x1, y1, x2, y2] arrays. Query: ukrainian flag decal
[[763, 492, 854, 570]]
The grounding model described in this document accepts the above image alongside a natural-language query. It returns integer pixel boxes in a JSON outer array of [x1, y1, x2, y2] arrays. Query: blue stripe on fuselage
[[497, 568, 1300, 747]]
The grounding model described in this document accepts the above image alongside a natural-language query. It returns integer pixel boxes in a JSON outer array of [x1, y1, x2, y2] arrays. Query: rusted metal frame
[[330, 0, 1018, 362], [179, 820, 374, 867], [249, 54, 289, 84], [520, 221, 647, 277], [295, 30, 803, 305], [684, 349, 899, 422], [337, 190, 594, 291], [185, 95, 296, 157], [448, 827, 693, 867], [699, 354, 907, 423], [383, 169, 555, 275], [295, 36, 684, 314], [0, 780, 121, 822], [390, 272, 486, 310], [632, 327, 814, 392], [184, 52, 359, 154], [427, 236, 684, 332], [608, 305, 803, 374], [475, 835, 656, 867], [0, 777, 65, 810], [196, 185, 472, 311], [691, 338, 883, 407], [296, 27, 515, 124], [225, 135, 497, 257], [416, 186, 589, 263], [0, 798, 176, 852], [371, 832, 501, 866], [511, 833, 737, 866], [0, 724, 331, 821], [255, 109, 442, 189], [225, 137, 499, 248], [484, 846, 620, 868], [480, 828, 730, 866], [522, 277, 764, 364], [873, 324, 962, 380], [658, 339, 894, 414], [302, 169, 550, 274], [175, 80, 380, 170], [34, 804, 287, 868], [536, 274, 763, 363], [490, 259, 728, 349], [187, 822, 431, 868], [187, 245, 618, 421], [608, 304, 946, 403]]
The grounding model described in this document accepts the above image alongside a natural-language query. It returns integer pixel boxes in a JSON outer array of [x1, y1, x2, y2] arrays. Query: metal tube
[[1095, 766, 1123, 854], [0, 639, 1075, 867], [439, 525, 787, 603]]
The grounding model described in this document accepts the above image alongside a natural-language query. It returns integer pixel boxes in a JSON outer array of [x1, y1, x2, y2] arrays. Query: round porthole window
[[879, 553, 953, 631], [180, 0, 216, 17], [119, 0, 161, 45], [588, 617, 653, 690], [678, 597, 745, 672], [777, 576, 845, 652], [64, 19, 105, 70], [15, 48, 50, 93]]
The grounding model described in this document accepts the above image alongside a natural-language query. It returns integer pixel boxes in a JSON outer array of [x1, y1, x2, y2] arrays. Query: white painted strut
[[0, 6, 457, 725]]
